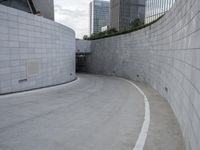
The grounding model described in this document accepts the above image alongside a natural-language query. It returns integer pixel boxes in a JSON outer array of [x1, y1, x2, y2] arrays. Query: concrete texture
[[0, 5, 76, 94], [138, 82, 186, 150], [76, 39, 91, 53], [0, 74, 185, 150], [87, 0, 200, 149]]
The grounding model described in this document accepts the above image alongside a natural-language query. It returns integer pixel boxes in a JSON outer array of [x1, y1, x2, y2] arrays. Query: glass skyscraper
[[110, 0, 145, 31], [145, 0, 176, 24], [89, 0, 110, 35]]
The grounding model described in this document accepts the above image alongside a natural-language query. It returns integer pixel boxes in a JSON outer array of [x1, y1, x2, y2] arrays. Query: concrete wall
[[76, 39, 91, 53], [87, 0, 200, 149], [0, 5, 76, 94]]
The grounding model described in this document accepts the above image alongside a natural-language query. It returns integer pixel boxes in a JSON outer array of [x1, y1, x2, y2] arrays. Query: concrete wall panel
[[88, 0, 200, 149], [76, 39, 91, 53], [0, 5, 75, 94]]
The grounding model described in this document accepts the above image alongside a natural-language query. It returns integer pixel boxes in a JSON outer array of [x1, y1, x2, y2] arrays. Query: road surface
[[0, 74, 185, 150]]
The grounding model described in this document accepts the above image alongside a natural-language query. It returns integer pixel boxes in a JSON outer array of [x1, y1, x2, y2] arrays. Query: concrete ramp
[[0, 74, 185, 150]]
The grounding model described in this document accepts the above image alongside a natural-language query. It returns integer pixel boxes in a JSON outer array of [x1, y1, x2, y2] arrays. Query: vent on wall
[[18, 79, 28, 83], [165, 87, 168, 93]]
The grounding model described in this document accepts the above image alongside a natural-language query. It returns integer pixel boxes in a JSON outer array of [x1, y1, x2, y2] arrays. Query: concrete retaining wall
[[87, 0, 200, 149], [0, 5, 75, 94], [76, 39, 91, 53]]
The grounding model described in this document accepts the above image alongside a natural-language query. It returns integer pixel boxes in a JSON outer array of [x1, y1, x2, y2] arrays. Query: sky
[[54, 0, 104, 39]]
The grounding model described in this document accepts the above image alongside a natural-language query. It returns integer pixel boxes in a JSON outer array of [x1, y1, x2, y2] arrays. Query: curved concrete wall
[[88, 0, 200, 149], [0, 5, 75, 94]]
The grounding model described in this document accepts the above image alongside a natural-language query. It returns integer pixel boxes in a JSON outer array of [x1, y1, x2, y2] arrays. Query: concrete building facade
[[145, 0, 176, 23], [87, 0, 200, 149], [89, 0, 110, 35], [110, 0, 145, 31], [0, 5, 75, 94], [0, 0, 54, 20]]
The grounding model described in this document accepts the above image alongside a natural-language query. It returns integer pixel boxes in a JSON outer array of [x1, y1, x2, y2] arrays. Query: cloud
[[54, 0, 91, 39], [54, 5, 87, 17], [54, 0, 109, 39]]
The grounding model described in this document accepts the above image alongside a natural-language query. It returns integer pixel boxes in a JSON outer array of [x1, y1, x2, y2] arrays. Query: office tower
[[0, 0, 54, 20], [89, 0, 110, 35], [145, 0, 176, 23], [110, 0, 145, 31]]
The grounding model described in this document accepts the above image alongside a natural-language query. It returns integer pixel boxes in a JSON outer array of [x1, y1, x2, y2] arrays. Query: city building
[[89, 0, 110, 35], [0, 0, 54, 20], [101, 25, 110, 32], [110, 0, 145, 31], [145, 0, 176, 23]]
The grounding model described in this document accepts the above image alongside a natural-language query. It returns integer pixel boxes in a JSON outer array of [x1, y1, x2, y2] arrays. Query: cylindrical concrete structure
[[88, 0, 200, 149], [0, 5, 76, 94]]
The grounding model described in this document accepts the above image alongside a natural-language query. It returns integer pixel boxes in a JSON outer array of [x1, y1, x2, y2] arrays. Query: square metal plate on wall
[[27, 60, 40, 77]]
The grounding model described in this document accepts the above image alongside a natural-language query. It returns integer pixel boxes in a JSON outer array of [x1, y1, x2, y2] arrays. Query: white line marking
[[1, 75, 149, 150], [120, 78, 150, 150]]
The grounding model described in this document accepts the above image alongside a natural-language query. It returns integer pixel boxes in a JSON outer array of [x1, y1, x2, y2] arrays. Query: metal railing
[[27, 0, 37, 14]]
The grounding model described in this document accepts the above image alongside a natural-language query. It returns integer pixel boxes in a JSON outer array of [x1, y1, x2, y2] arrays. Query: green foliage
[[130, 18, 144, 29], [87, 15, 164, 40], [107, 28, 118, 34], [87, 28, 118, 40], [83, 35, 88, 40]]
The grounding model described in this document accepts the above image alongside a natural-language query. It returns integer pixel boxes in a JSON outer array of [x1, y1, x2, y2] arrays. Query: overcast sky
[[54, 0, 109, 39]]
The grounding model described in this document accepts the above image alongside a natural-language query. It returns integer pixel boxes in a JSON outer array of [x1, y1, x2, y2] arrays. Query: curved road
[[0, 74, 185, 150]]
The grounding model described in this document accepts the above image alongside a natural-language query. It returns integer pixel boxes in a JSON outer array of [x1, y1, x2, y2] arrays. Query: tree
[[106, 28, 118, 34], [83, 35, 88, 40], [130, 18, 144, 28]]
